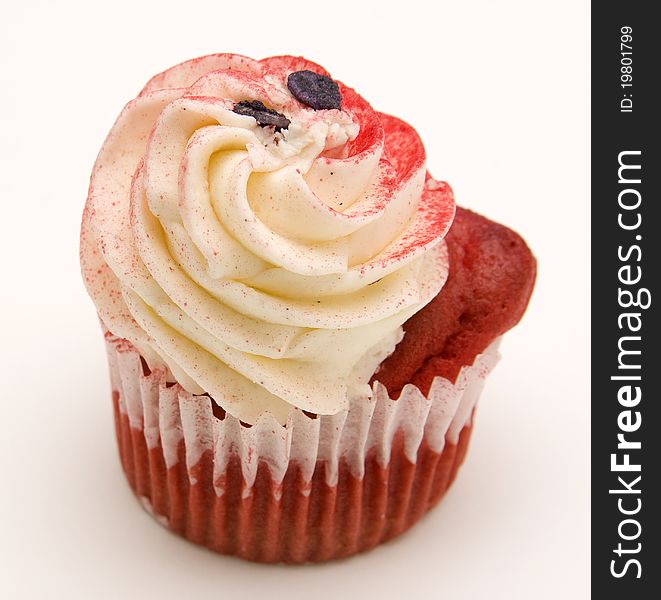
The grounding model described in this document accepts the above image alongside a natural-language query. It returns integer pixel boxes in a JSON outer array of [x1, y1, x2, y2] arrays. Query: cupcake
[[80, 54, 535, 563]]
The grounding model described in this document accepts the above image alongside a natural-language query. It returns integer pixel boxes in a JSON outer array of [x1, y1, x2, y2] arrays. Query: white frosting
[[81, 54, 454, 425]]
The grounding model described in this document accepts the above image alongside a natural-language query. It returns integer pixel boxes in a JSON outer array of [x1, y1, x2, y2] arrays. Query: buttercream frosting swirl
[[81, 54, 456, 424]]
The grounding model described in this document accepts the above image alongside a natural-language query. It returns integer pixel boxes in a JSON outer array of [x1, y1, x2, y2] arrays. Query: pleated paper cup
[[105, 332, 500, 563]]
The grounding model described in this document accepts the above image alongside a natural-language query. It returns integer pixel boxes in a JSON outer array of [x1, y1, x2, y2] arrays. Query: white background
[[0, 1, 589, 598]]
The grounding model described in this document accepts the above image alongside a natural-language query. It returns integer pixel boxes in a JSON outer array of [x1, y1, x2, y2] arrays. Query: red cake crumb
[[373, 206, 536, 396]]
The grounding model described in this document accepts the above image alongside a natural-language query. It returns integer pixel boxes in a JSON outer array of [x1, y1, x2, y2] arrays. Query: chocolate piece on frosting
[[287, 70, 342, 110], [232, 100, 291, 131]]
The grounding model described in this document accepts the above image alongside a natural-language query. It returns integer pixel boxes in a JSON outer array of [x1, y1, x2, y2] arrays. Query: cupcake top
[[80, 54, 455, 425]]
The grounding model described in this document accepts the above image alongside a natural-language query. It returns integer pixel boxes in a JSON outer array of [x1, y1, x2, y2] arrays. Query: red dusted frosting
[[80, 54, 456, 425]]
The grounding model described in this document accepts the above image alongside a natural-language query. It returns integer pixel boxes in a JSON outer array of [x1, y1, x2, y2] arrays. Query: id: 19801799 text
[[620, 26, 633, 113]]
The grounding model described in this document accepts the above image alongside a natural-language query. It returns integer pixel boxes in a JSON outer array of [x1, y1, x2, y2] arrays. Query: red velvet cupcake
[[81, 54, 535, 563]]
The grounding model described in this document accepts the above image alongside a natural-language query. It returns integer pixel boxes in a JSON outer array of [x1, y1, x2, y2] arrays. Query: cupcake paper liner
[[106, 333, 500, 563]]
